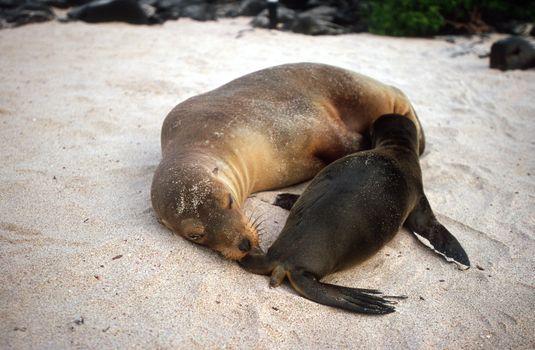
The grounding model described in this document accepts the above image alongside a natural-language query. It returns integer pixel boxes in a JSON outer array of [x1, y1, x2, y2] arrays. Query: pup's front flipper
[[287, 269, 402, 314], [238, 250, 274, 275], [273, 193, 300, 210], [405, 196, 470, 268]]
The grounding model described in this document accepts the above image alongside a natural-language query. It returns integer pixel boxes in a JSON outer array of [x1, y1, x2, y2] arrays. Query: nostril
[[239, 239, 251, 252]]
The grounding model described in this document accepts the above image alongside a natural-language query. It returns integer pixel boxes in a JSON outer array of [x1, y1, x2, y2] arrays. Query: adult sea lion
[[151, 63, 425, 260], [239, 114, 470, 314]]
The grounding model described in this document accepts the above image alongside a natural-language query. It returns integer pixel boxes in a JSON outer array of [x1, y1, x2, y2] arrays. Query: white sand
[[1, 18, 534, 349]]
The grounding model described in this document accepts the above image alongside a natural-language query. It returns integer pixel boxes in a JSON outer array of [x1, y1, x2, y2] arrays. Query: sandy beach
[[1, 18, 534, 349]]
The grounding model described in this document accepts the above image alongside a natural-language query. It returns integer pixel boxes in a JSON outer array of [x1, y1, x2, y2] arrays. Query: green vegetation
[[366, 0, 535, 37]]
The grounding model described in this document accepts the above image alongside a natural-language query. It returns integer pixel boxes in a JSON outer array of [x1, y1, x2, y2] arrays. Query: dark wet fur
[[240, 114, 470, 314]]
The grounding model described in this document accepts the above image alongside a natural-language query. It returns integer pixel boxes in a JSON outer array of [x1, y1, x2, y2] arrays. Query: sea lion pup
[[239, 114, 470, 314], [151, 63, 425, 260]]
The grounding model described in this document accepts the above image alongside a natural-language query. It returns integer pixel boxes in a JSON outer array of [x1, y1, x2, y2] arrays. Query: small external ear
[[227, 193, 234, 209]]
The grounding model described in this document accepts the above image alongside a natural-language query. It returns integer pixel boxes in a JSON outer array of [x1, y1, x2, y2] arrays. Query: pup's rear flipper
[[406, 196, 470, 268], [287, 270, 403, 314]]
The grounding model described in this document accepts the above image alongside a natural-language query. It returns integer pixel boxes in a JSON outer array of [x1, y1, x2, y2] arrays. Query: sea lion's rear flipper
[[273, 193, 300, 210], [286, 269, 400, 314], [405, 196, 470, 268]]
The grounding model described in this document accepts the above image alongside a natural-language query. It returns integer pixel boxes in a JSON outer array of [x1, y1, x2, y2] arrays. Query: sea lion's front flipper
[[238, 250, 274, 275], [273, 193, 301, 210], [405, 196, 470, 268], [286, 269, 399, 314]]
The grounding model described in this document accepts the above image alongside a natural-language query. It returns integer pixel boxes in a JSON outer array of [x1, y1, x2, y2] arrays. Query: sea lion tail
[[406, 195, 471, 269], [285, 269, 402, 315]]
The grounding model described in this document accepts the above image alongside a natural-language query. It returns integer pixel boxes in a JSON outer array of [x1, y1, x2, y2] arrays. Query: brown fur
[[151, 63, 425, 260]]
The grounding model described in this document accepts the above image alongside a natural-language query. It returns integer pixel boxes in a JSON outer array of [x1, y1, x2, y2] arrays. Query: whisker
[[250, 213, 265, 229], [254, 219, 267, 230], [255, 225, 267, 237], [246, 207, 257, 223]]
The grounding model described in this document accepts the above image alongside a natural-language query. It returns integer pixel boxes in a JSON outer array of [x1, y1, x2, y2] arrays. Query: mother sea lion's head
[[151, 161, 259, 260]]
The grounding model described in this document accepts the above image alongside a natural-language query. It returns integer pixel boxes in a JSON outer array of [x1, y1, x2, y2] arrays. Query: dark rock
[[139, 0, 159, 5], [67, 0, 156, 24], [280, 0, 307, 10], [181, 2, 215, 21], [0, 1, 54, 28], [0, 0, 22, 9], [152, 0, 217, 21], [251, 1, 362, 35], [238, 0, 265, 16], [291, 5, 345, 35], [152, 0, 179, 11], [151, 0, 180, 20], [332, 0, 367, 32], [214, 1, 241, 18], [156, 8, 179, 20], [490, 36, 535, 70], [38, 0, 93, 9], [495, 20, 534, 36], [156, 7, 179, 20]]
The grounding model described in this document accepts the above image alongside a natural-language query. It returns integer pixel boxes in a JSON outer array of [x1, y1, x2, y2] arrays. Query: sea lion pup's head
[[368, 113, 419, 151], [151, 161, 258, 260]]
